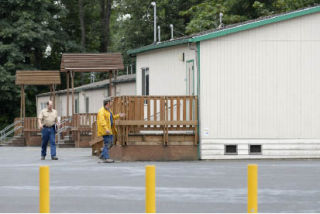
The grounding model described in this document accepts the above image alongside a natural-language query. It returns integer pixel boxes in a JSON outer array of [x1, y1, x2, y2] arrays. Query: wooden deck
[[112, 96, 198, 145]]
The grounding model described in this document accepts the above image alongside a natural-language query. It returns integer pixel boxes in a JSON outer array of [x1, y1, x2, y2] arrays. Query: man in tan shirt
[[38, 100, 59, 160]]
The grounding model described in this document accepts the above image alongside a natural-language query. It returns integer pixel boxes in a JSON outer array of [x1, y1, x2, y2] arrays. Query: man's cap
[[103, 97, 112, 105]]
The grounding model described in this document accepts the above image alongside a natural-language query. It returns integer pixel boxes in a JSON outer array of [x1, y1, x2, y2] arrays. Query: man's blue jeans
[[41, 127, 56, 157], [101, 135, 113, 159]]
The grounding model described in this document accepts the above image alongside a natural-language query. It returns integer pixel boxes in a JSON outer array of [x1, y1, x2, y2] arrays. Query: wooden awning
[[60, 53, 124, 72], [15, 70, 61, 85]]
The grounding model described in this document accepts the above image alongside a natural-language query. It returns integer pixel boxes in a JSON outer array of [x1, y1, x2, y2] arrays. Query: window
[[75, 99, 79, 113], [142, 68, 149, 95], [85, 97, 89, 113], [40, 102, 46, 110]]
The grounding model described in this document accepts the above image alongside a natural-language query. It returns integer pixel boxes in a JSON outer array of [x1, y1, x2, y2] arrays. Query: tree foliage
[[180, 0, 320, 34], [1, 0, 320, 129], [0, 0, 68, 128]]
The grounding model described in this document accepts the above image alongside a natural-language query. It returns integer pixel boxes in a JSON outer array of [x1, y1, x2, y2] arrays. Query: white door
[[186, 60, 195, 95], [186, 60, 195, 121]]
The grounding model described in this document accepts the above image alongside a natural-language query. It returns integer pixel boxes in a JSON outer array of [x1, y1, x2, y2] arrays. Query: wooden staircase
[[57, 135, 75, 148], [1, 135, 25, 146]]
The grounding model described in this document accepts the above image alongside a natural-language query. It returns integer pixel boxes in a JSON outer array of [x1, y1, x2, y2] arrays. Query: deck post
[[66, 71, 69, 117]]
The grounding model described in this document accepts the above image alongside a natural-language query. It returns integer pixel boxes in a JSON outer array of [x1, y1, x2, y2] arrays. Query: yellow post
[[40, 166, 50, 213], [248, 164, 258, 213], [145, 165, 156, 213]]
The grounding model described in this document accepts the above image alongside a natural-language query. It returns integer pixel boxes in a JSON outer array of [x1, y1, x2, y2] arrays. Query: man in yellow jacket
[[97, 97, 125, 163]]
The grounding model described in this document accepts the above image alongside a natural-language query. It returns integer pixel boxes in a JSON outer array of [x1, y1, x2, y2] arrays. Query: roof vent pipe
[[151, 2, 157, 44], [218, 12, 224, 29], [157, 25, 161, 43], [170, 24, 174, 40]]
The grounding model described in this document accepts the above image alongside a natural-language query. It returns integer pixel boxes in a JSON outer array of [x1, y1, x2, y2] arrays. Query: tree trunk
[[100, 0, 111, 52], [79, 0, 86, 84], [34, 48, 43, 69], [79, 0, 86, 49]]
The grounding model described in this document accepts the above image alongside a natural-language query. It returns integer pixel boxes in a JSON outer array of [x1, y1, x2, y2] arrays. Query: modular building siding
[[199, 12, 320, 159], [114, 82, 136, 97], [37, 94, 77, 117], [78, 90, 106, 113], [136, 45, 197, 96]]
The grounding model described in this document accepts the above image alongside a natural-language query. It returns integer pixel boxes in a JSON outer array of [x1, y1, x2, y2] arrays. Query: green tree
[[181, 0, 320, 34], [111, 0, 201, 68], [0, 0, 68, 128]]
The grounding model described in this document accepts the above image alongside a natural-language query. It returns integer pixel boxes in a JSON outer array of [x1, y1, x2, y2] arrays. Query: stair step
[[1, 136, 25, 147], [58, 143, 75, 148], [57, 136, 75, 148], [3, 142, 25, 147], [58, 140, 74, 143]]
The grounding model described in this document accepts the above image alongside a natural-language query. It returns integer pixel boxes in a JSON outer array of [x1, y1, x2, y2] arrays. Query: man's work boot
[[51, 156, 59, 160], [41, 156, 45, 160], [103, 158, 114, 163]]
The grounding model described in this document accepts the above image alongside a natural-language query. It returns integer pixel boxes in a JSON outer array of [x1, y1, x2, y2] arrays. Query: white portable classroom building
[[128, 6, 320, 159], [36, 74, 136, 117]]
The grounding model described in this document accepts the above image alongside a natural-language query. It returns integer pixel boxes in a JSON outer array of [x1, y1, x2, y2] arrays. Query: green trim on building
[[127, 38, 190, 55], [127, 6, 320, 55], [190, 6, 320, 42], [196, 42, 200, 160]]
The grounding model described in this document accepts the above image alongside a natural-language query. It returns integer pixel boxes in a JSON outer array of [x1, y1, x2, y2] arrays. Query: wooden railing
[[21, 114, 96, 132], [23, 117, 39, 131], [112, 96, 198, 145], [72, 113, 97, 131]]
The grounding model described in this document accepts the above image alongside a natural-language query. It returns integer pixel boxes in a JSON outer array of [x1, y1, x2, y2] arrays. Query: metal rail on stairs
[[0, 119, 24, 143], [56, 117, 72, 144]]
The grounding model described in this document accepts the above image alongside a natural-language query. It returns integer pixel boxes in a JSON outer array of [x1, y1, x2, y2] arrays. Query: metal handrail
[[56, 117, 72, 135], [143, 102, 195, 121], [3, 126, 23, 138], [59, 117, 72, 126], [0, 120, 23, 143], [56, 117, 72, 144], [0, 119, 23, 135], [144, 103, 178, 121], [56, 125, 72, 135]]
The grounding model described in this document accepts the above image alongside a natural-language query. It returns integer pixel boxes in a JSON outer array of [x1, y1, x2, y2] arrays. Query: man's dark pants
[[41, 126, 56, 157], [101, 135, 113, 159]]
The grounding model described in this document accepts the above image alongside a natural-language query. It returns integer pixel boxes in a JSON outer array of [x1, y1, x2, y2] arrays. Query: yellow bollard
[[145, 165, 156, 213], [39, 166, 50, 213], [248, 164, 258, 213]]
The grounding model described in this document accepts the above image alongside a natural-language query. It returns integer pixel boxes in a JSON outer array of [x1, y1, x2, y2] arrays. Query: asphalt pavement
[[0, 147, 320, 213]]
